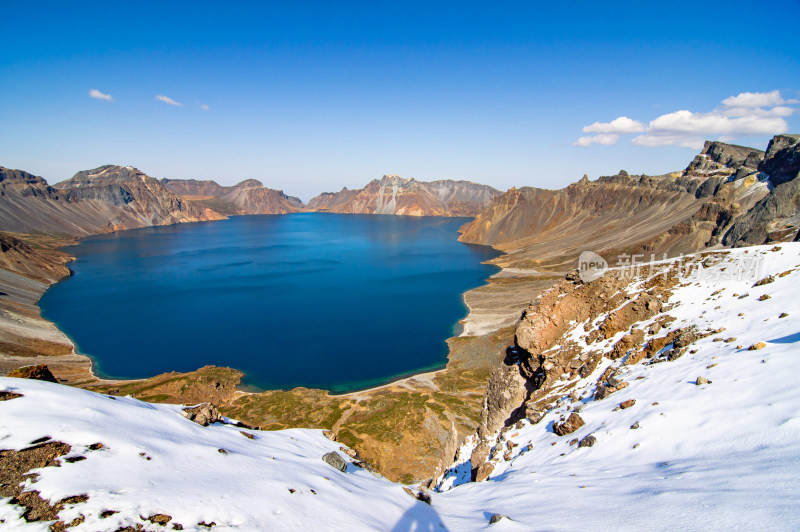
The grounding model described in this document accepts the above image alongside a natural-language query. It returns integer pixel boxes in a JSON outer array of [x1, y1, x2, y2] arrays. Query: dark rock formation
[[759, 134, 800, 186], [322, 451, 347, 472], [723, 135, 800, 246], [686, 140, 764, 175], [7, 364, 58, 382]]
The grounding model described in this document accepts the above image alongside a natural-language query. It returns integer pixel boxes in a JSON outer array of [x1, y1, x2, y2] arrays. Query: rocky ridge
[[162, 178, 305, 215], [308, 175, 500, 217], [457, 136, 800, 337]]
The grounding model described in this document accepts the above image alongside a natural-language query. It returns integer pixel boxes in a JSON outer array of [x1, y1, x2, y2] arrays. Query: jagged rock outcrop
[[162, 178, 305, 215], [308, 175, 500, 217], [686, 140, 764, 176], [723, 135, 800, 246]]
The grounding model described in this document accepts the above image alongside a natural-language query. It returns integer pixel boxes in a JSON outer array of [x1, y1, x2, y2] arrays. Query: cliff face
[[308, 175, 500, 217], [162, 178, 305, 215]]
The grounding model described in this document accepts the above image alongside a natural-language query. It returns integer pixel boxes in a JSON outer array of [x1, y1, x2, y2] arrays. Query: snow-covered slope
[[0, 382, 443, 531], [2, 244, 799, 531], [435, 244, 800, 530]]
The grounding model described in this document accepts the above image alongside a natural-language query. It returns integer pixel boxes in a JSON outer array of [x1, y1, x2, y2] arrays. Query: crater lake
[[40, 213, 500, 393]]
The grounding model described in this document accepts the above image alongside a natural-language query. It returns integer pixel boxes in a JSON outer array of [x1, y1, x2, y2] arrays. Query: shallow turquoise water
[[40, 213, 499, 393]]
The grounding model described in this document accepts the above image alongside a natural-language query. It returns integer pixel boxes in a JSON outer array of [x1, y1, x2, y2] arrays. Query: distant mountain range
[[307, 175, 501, 217], [161, 178, 305, 216]]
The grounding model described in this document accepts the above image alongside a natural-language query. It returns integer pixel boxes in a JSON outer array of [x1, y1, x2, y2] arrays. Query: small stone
[[323, 430, 336, 441], [322, 451, 347, 472], [620, 399, 636, 409], [758, 294, 771, 301], [633, 443, 640, 449], [607, 376, 622, 388], [748, 342, 767, 351], [696, 376, 710, 385], [724, 337, 737, 343], [489, 514, 509, 525], [218, 448, 229, 454], [88, 443, 104, 451], [630, 422, 640, 429], [707, 364, 717, 369], [753, 275, 775, 287], [240, 431, 255, 440], [527, 411, 545, 425], [569, 438, 578, 446], [612, 407, 621, 412], [0, 391, 23, 401], [147, 514, 172, 526], [578, 435, 597, 448], [779, 313, 789, 318], [594, 385, 616, 400], [616, 381, 630, 390]]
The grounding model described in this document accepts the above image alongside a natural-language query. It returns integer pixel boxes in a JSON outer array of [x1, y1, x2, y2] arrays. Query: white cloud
[[200, 103, 209, 111], [721, 90, 794, 108], [89, 89, 113, 101], [574, 133, 620, 147], [582, 116, 645, 134], [156, 94, 183, 107], [578, 90, 796, 149]]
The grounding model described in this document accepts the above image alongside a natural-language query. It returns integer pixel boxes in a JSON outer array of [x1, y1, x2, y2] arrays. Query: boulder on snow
[[474, 461, 495, 482], [620, 399, 636, 409], [748, 342, 767, 351], [489, 514, 510, 524], [322, 451, 347, 472], [578, 434, 597, 448], [696, 376, 711, 385], [181, 403, 222, 426], [553, 413, 584, 436]]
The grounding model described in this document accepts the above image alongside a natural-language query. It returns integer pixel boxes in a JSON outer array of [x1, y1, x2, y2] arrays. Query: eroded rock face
[[468, 264, 682, 480]]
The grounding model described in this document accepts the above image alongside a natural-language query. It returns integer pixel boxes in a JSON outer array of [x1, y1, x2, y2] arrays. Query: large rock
[[7, 364, 58, 383], [181, 403, 223, 426], [322, 451, 347, 472], [553, 413, 585, 436]]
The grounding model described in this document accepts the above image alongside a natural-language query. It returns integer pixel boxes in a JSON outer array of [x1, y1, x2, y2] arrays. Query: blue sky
[[1, 2, 798, 201]]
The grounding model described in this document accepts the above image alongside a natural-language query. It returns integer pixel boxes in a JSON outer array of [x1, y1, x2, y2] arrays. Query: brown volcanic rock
[[56, 165, 226, 231], [0, 233, 72, 283], [553, 413, 584, 436], [162, 178, 305, 215], [308, 175, 500, 216], [7, 364, 58, 382]]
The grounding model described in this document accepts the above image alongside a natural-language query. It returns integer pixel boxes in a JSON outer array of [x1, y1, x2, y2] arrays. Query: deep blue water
[[40, 213, 500, 393]]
